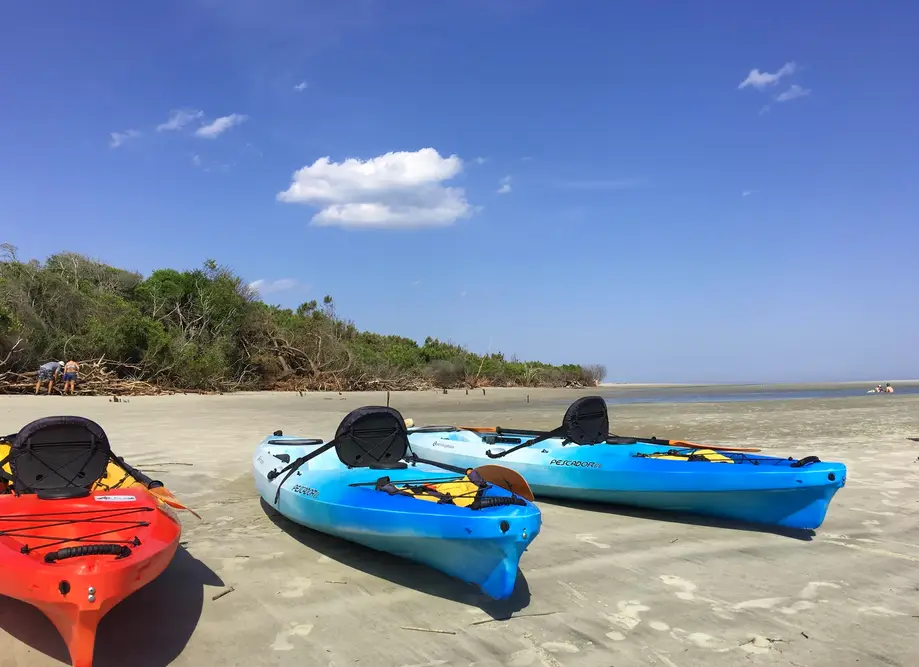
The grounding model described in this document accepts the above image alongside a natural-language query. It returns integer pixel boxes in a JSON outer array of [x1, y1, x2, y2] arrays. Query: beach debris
[[401, 626, 456, 635], [211, 586, 236, 601]]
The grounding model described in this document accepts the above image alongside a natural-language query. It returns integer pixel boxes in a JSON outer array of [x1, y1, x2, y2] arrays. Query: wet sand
[[1, 385, 918, 667]]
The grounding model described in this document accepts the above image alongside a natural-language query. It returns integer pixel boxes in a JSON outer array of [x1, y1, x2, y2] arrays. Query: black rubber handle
[[44, 543, 132, 563]]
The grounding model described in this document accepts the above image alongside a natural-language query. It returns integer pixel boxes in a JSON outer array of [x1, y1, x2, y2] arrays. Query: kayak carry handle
[[44, 543, 133, 563]]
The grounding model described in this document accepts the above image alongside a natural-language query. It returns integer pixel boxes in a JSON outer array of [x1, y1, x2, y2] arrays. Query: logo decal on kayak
[[549, 459, 602, 469], [432, 441, 454, 449], [291, 484, 319, 498], [94, 495, 137, 502], [256, 455, 265, 464]]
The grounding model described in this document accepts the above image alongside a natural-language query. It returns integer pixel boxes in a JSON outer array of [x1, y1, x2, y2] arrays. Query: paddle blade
[[403, 418, 414, 428], [149, 486, 201, 519], [473, 464, 535, 501]]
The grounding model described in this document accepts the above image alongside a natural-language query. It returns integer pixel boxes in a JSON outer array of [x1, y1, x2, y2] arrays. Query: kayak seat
[[334, 405, 410, 469], [5, 416, 111, 498], [487, 395, 611, 460]]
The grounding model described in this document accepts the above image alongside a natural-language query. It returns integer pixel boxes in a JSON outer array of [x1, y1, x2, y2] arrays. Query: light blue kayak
[[252, 405, 541, 600], [406, 396, 847, 531]]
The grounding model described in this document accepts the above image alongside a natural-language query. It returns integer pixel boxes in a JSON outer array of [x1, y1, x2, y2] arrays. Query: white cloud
[[248, 278, 301, 294], [497, 175, 512, 194], [775, 84, 811, 103], [276, 147, 473, 229], [294, 81, 308, 92], [157, 109, 204, 132], [474, 156, 488, 165], [742, 189, 756, 197], [195, 113, 248, 138], [191, 154, 202, 167], [109, 129, 141, 148], [738, 62, 797, 90]]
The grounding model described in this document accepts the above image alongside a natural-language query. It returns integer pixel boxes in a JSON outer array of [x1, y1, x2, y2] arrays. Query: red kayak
[[0, 416, 193, 667]]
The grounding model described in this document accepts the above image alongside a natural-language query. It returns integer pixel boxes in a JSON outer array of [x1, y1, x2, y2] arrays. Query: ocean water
[[592, 384, 919, 406]]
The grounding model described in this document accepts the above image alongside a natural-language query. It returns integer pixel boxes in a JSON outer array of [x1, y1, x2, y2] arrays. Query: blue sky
[[2, 1, 917, 383]]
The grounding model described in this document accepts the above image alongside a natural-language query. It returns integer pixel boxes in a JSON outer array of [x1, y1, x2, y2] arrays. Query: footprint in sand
[[798, 581, 842, 599], [576, 533, 610, 549], [279, 577, 312, 598], [270, 622, 314, 651], [858, 606, 907, 617], [659, 575, 697, 601], [605, 600, 650, 632], [541, 642, 580, 654], [218, 555, 251, 573], [740, 635, 782, 655]]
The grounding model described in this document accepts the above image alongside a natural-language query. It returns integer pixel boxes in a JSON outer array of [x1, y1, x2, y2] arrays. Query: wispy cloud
[[277, 147, 473, 229], [496, 175, 512, 194], [157, 109, 204, 132], [195, 113, 249, 139], [738, 62, 796, 90], [474, 156, 488, 165], [775, 84, 811, 103], [109, 129, 141, 148], [551, 177, 643, 191], [742, 189, 757, 198], [248, 278, 303, 294], [294, 81, 308, 92]]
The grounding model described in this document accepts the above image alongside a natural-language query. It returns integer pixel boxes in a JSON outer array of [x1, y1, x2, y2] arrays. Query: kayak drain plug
[[500, 521, 510, 534], [58, 581, 70, 596], [828, 473, 836, 481]]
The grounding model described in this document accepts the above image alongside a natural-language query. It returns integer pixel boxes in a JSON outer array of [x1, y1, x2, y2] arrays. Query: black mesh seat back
[[10, 416, 111, 494], [563, 396, 609, 445], [334, 406, 409, 468]]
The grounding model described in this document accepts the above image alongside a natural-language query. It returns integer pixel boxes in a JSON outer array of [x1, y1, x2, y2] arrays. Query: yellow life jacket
[[376, 475, 485, 508], [641, 448, 735, 464]]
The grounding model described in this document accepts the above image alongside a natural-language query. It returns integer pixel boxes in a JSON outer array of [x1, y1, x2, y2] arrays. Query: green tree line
[[0, 244, 606, 392]]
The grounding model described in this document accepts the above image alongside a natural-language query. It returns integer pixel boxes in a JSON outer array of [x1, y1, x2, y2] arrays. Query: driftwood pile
[[0, 358, 168, 396]]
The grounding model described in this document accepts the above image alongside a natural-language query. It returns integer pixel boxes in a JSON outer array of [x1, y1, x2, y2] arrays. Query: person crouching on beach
[[62, 359, 80, 395], [35, 361, 64, 395]]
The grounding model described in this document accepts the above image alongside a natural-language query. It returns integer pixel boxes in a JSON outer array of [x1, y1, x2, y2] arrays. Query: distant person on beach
[[885, 383, 894, 393], [62, 359, 80, 395], [34, 361, 63, 395]]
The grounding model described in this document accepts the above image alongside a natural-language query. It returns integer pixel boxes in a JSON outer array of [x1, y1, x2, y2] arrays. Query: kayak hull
[[0, 488, 182, 667], [253, 436, 541, 600], [407, 430, 846, 531]]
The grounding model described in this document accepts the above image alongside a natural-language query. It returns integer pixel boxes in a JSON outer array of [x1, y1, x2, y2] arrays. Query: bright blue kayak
[[406, 397, 847, 531], [252, 406, 541, 600]]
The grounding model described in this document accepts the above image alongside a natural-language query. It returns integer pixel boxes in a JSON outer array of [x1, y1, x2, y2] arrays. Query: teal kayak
[[253, 405, 541, 599], [405, 397, 847, 531]]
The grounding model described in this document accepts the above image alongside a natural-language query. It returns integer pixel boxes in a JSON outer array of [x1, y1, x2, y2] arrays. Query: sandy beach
[[1, 385, 918, 667]]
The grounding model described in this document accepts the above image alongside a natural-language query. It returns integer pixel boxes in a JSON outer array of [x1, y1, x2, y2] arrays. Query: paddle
[[604, 435, 762, 454], [112, 455, 202, 518], [457, 425, 761, 453]]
